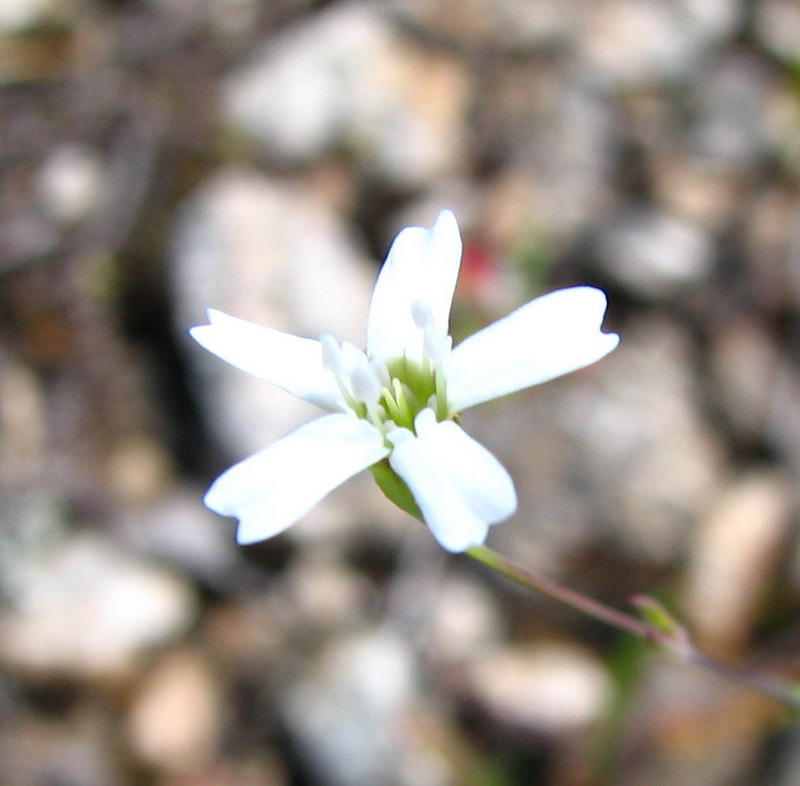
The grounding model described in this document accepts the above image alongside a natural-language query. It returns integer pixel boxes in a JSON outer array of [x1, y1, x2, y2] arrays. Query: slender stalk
[[465, 544, 800, 713]]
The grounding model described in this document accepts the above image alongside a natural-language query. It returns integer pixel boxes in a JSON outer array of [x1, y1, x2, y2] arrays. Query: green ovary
[[377, 357, 449, 431]]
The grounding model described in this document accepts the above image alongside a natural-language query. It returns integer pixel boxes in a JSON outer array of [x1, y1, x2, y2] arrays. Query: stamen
[[320, 333, 343, 374], [351, 366, 380, 404], [370, 359, 390, 388], [411, 299, 433, 329], [434, 368, 448, 420], [382, 387, 403, 424], [392, 378, 415, 429], [423, 331, 441, 367]]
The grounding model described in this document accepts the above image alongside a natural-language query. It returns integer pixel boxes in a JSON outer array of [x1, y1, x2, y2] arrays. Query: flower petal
[[447, 286, 619, 412], [190, 309, 343, 411], [205, 413, 389, 544], [366, 210, 462, 364], [387, 409, 517, 552]]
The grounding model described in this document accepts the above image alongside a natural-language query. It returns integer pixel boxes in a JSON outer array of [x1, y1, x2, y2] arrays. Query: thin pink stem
[[465, 544, 800, 712]]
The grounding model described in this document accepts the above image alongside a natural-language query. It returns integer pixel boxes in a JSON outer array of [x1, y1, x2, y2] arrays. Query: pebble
[[0, 534, 197, 680], [465, 642, 609, 733], [424, 574, 505, 661], [223, 3, 470, 185], [688, 53, 772, 169], [597, 207, 714, 299], [707, 317, 780, 443], [559, 318, 725, 561], [393, 0, 582, 51], [281, 630, 417, 786], [0, 0, 54, 34], [36, 145, 105, 224], [127, 648, 224, 772], [173, 168, 374, 458], [578, 0, 706, 87], [683, 471, 792, 657], [755, 0, 800, 60]]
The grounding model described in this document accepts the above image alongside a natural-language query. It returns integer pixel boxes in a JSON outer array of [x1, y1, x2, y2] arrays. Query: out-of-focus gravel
[[1, 1, 800, 784]]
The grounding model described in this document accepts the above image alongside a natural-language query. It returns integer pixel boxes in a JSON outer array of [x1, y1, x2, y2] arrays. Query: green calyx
[[370, 459, 423, 522]]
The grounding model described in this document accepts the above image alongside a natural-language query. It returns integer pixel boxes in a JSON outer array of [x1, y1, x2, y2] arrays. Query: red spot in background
[[459, 238, 502, 303]]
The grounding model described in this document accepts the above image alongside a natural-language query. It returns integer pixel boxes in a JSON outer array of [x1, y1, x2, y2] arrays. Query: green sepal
[[631, 595, 685, 638], [370, 459, 423, 522]]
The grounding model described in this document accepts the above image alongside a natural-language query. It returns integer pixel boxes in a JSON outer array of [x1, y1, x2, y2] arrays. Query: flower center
[[320, 300, 451, 435]]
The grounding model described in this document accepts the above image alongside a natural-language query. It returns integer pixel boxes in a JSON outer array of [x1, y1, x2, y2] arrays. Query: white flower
[[190, 210, 619, 552]]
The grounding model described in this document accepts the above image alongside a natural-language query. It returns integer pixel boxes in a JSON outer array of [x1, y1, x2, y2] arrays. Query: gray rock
[[755, 0, 800, 60], [281, 631, 420, 786], [578, 0, 710, 88], [677, 0, 743, 41], [393, 0, 583, 51], [465, 642, 609, 734], [223, 3, 470, 185], [0, 0, 54, 33], [707, 318, 780, 443], [115, 488, 242, 586], [36, 145, 105, 225], [559, 318, 725, 561], [126, 648, 225, 772], [172, 168, 375, 458], [0, 533, 197, 680], [683, 471, 792, 658], [688, 53, 773, 169], [598, 207, 714, 299]]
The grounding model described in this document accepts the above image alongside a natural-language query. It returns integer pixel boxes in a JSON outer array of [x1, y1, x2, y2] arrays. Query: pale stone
[[393, 0, 583, 50], [0, 534, 197, 679], [598, 208, 713, 298], [280, 554, 370, 630], [127, 649, 224, 772], [36, 145, 104, 224], [0, 356, 47, 483], [558, 318, 725, 561], [282, 631, 416, 786], [688, 54, 772, 168], [579, 0, 705, 86], [173, 168, 374, 458], [708, 318, 781, 442], [467, 643, 609, 732], [683, 472, 792, 657], [0, 0, 53, 32], [223, 4, 470, 185], [425, 575, 505, 660], [755, 0, 800, 60]]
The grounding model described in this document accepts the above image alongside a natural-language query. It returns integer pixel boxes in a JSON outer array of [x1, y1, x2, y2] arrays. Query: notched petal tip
[[448, 285, 620, 411], [203, 414, 390, 546]]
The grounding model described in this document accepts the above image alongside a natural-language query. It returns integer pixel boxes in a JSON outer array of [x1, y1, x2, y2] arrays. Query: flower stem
[[465, 544, 800, 713]]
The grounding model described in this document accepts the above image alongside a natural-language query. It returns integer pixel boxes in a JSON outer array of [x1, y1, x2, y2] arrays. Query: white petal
[[190, 309, 343, 411], [388, 410, 517, 552], [205, 414, 389, 544], [366, 210, 461, 364], [448, 287, 619, 412]]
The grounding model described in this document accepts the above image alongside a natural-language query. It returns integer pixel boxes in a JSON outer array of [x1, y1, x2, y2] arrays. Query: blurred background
[[2, 0, 800, 784]]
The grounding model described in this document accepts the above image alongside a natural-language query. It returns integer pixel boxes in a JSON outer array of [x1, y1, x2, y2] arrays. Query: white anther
[[370, 359, 391, 388], [411, 299, 434, 330], [320, 333, 343, 374], [351, 366, 380, 403], [423, 331, 444, 365]]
